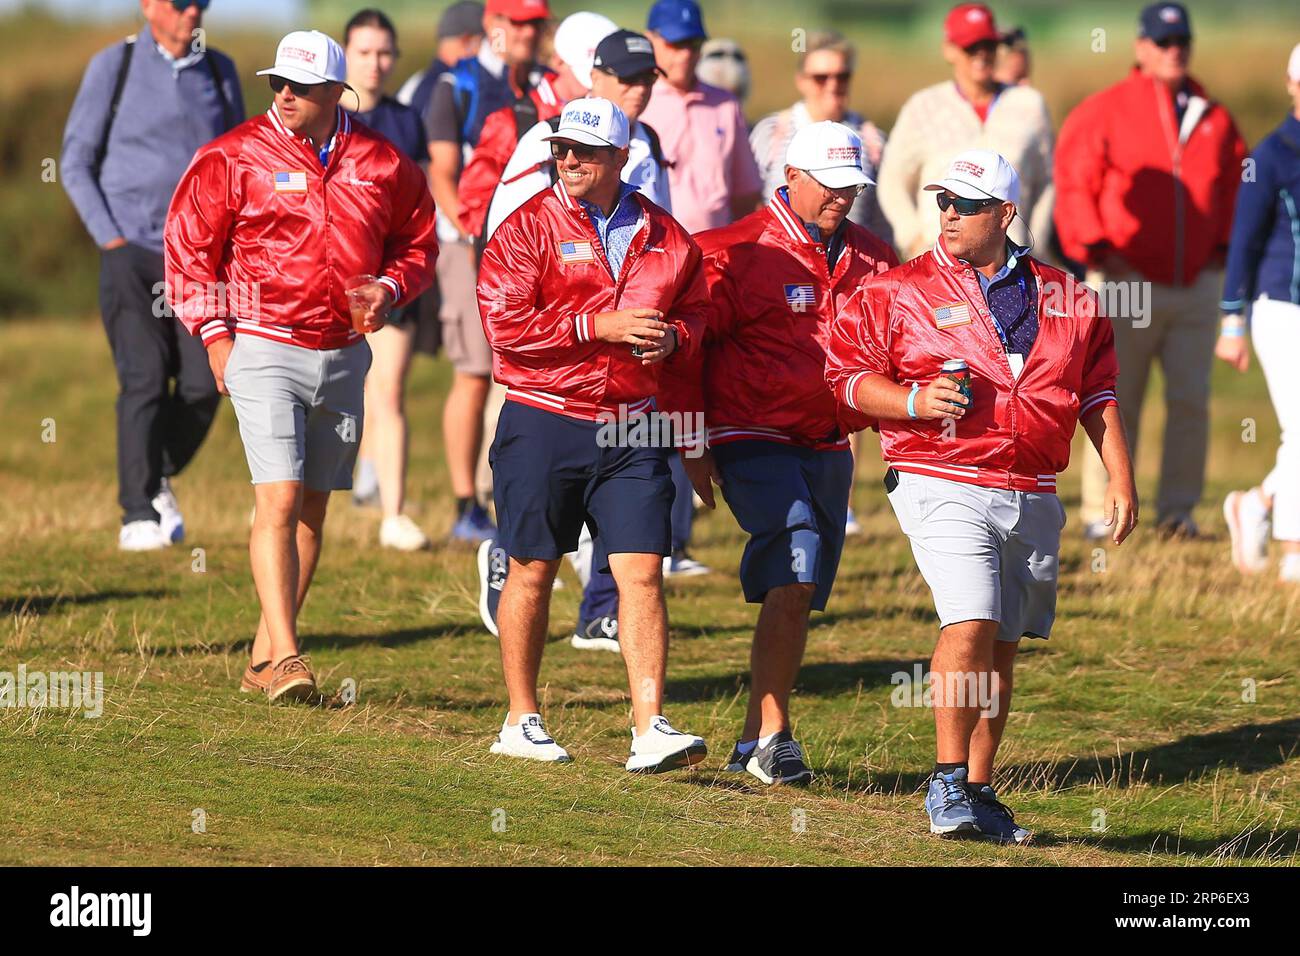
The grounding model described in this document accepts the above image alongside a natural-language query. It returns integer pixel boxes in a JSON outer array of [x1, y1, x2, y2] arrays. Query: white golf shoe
[[489, 713, 572, 763], [625, 715, 707, 773]]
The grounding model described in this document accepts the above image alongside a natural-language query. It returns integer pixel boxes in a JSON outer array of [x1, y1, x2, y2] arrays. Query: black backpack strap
[[512, 97, 540, 144], [95, 36, 136, 175], [639, 120, 671, 170], [204, 51, 234, 132]]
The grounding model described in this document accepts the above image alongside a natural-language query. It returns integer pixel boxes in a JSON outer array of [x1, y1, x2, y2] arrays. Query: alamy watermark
[[890, 664, 1002, 718], [0, 665, 103, 718], [596, 405, 707, 459]]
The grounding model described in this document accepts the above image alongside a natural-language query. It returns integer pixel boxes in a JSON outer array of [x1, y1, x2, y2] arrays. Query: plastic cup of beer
[[345, 274, 380, 333]]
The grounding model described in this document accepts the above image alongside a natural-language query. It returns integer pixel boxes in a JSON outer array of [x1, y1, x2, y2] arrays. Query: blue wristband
[[906, 382, 920, 419]]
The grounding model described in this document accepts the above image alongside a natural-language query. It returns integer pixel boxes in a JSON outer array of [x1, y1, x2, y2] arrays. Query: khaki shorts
[[437, 242, 491, 376]]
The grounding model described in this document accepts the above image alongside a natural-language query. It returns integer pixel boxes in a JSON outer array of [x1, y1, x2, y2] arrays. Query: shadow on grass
[[1003, 716, 1300, 790], [158, 620, 477, 657], [0, 588, 173, 616], [664, 657, 926, 704], [1077, 827, 1300, 860]]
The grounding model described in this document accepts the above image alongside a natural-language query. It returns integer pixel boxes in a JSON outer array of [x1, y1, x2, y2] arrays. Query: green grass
[[0, 318, 1297, 866]]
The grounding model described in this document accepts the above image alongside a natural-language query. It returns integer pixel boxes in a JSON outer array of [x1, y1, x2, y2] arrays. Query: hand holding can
[[941, 359, 972, 406]]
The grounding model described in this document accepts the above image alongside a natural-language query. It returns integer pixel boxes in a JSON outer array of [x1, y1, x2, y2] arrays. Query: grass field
[[1, 319, 1297, 866]]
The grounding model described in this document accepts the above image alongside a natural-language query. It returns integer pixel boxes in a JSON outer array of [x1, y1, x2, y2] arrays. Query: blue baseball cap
[[1138, 3, 1192, 42], [647, 0, 707, 44]]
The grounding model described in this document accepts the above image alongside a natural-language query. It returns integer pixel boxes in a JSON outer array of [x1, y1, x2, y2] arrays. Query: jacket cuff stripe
[[377, 276, 401, 305], [199, 319, 233, 345], [575, 313, 592, 343], [1079, 391, 1117, 417], [843, 370, 870, 412]]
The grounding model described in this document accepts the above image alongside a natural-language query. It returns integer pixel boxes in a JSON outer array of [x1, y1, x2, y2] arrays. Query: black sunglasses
[[962, 39, 999, 57], [598, 67, 658, 87], [1153, 35, 1191, 50], [936, 193, 1001, 215], [268, 75, 325, 97], [550, 141, 609, 163], [806, 71, 852, 85], [169, 0, 210, 10]]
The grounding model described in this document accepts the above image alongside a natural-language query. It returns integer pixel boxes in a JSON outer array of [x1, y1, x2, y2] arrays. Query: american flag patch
[[784, 284, 815, 311], [274, 170, 308, 193], [558, 240, 595, 263], [933, 302, 971, 329]]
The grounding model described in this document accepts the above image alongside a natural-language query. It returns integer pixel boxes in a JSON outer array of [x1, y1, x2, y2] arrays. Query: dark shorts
[[714, 440, 854, 612], [490, 400, 674, 562]]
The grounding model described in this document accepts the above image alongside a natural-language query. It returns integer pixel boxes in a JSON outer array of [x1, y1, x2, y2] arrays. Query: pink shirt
[[640, 79, 762, 235]]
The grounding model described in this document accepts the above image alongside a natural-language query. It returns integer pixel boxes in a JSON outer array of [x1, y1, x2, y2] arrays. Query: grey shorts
[[223, 334, 371, 491], [436, 241, 492, 377], [886, 470, 1065, 642]]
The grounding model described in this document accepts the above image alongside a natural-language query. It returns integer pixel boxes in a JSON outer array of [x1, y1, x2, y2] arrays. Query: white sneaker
[[152, 478, 184, 543], [379, 514, 431, 551], [1280, 553, 1300, 584], [845, 506, 862, 537], [118, 519, 172, 551], [1223, 489, 1270, 574], [489, 713, 572, 763], [663, 550, 710, 577], [625, 715, 707, 773]]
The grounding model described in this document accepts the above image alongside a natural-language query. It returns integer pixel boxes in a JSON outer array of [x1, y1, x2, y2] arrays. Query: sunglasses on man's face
[[550, 141, 609, 163], [1153, 35, 1191, 50], [936, 193, 1001, 215], [806, 71, 852, 86], [169, 0, 210, 10], [667, 38, 704, 54], [962, 40, 999, 57], [268, 75, 325, 97]]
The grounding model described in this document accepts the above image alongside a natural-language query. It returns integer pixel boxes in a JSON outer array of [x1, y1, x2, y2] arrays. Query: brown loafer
[[267, 655, 317, 703], [240, 660, 273, 694]]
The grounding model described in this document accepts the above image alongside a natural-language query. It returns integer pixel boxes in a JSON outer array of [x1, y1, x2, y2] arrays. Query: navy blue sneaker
[[570, 616, 619, 652], [452, 503, 497, 544], [970, 785, 1033, 844], [924, 768, 979, 837], [477, 539, 507, 637], [745, 731, 813, 786]]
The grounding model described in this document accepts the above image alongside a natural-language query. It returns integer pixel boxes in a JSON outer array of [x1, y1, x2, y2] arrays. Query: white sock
[[758, 732, 779, 748], [1280, 553, 1300, 581]]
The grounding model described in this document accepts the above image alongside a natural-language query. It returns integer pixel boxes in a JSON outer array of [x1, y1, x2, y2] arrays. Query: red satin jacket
[[825, 239, 1119, 493], [657, 190, 898, 449], [165, 106, 438, 349], [477, 180, 708, 421]]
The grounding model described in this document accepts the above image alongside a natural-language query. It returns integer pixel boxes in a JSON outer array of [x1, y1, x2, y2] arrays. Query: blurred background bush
[[1, 0, 1296, 320]]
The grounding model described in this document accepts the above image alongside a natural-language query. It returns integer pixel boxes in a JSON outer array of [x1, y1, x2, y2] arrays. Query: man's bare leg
[[497, 556, 560, 722], [741, 582, 815, 740], [249, 486, 330, 666], [444, 371, 489, 502], [247, 481, 303, 666], [931, 619, 999, 764], [607, 551, 668, 735], [968, 640, 1017, 784]]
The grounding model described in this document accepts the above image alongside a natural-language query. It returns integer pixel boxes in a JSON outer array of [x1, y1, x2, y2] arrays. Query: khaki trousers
[[1079, 268, 1221, 525]]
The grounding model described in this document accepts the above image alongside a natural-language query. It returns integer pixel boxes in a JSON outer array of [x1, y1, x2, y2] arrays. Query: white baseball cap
[[784, 121, 874, 190], [543, 97, 630, 149], [1288, 42, 1300, 83], [924, 148, 1020, 204], [553, 12, 618, 90], [257, 30, 350, 86]]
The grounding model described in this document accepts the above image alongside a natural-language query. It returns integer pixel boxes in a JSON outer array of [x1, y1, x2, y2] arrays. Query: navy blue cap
[[647, 0, 707, 44], [1138, 3, 1192, 42]]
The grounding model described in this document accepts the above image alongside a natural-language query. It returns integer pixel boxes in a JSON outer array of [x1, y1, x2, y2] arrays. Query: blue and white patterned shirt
[[579, 182, 642, 279]]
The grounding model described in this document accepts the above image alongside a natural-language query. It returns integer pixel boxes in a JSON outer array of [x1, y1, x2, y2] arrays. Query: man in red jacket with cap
[[662, 120, 897, 787], [166, 30, 438, 703], [476, 97, 710, 771], [1055, 2, 1246, 539], [827, 149, 1138, 843]]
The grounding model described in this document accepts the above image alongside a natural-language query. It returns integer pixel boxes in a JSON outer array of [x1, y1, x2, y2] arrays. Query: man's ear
[[615, 147, 631, 173]]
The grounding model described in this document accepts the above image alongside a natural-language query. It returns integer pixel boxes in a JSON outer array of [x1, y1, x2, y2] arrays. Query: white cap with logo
[[924, 148, 1020, 204], [553, 12, 619, 90], [257, 30, 350, 86], [543, 97, 630, 149], [784, 121, 874, 189], [1288, 42, 1300, 83]]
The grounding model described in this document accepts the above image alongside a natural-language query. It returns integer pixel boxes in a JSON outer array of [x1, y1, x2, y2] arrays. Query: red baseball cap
[[944, 3, 999, 48], [486, 0, 551, 20]]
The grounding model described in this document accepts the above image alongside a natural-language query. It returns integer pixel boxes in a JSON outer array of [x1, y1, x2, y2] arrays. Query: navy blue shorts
[[713, 440, 853, 612], [490, 400, 674, 562]]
